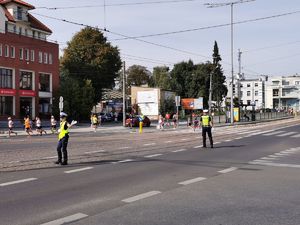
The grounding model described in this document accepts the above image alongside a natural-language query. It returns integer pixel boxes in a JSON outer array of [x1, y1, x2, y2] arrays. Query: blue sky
[[27, 0, 300, 79]]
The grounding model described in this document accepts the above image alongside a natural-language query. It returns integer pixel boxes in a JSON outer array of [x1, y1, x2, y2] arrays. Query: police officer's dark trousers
[[57, 135, 69, 163], [202, 126, 213, 148]]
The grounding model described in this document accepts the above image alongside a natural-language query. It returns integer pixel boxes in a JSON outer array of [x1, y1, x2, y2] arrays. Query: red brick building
[[0, 0, 59, 120]]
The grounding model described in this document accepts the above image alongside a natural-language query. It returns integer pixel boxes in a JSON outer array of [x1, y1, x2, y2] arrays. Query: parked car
[[98, 113, 113, 122], [125, 115, 151, 127]]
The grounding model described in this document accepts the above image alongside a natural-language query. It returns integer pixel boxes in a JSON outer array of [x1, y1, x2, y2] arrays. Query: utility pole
[[238, 49, 242, 106], [122, 61, 126, 127], [209, 70, 213, 114], [204, 0, 255, 124]]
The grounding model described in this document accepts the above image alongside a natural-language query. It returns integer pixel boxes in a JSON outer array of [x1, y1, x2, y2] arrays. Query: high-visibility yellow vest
[[201, 115, 210, 127], [92, 116, 98, 123], [58, 121, 69, 140]]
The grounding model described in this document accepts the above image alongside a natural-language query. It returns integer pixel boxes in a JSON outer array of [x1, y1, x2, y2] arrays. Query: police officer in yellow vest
[[55, 112, 77, 165], [200, 109, 213, 148]]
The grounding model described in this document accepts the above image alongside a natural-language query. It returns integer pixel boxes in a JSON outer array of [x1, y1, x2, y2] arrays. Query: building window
[[13, 25, 16, 33], [240, 84, 243, 88], [0, 96, 13, 116], [273, 89, 279, 97], [0, 44, 2, 56], [19, 48, 24, 60], [17, 6, 22, 20], [39, 73, 50, 92], [255, 91, 258, 96], [30, 50, 35, 62], [10, 46, 15, 58], [38, 32, 41, 39], [32, 30, 36, 38], [25, 29, 28, 36], [255, 83, 258, 87], [247, 83, 251, 87], [38, 51, 43, 63], [19, 27, 22, 35], [4, 45, 9, 57], [247, 91, 251, 96], [49, 53, 53, 64], [25, 49, 29, 61], [247, 100, 251, 106], [240, 91, 243, 97], [44, 53, 48, 64], [19, 71, 33, 90], [0, 68, 13, 88]]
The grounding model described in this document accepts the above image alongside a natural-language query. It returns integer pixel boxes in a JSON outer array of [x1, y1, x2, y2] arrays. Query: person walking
[[55, 112, 77, 165], [172, 113, 178, 129], [50, 115, 57, 134], [7, 117, 17, 137], [200, 109, 213, 148]]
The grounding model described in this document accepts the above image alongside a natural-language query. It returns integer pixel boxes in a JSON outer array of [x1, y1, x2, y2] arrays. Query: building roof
[[0, 0, 35, 9], [28, 13, 52, 34], [1, 5, 14, 22]]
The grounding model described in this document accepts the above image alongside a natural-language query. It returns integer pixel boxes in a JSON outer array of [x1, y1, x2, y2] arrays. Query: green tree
[[149, 66, 171, 90], [211, 41, 227, 109], [61, 27, 122, 104], [126, 65, 151, 87]]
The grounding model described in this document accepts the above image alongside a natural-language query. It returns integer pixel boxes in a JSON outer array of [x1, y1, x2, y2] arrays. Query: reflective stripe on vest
[[58, 121, 69, 140], [201, 115, 210, 126]]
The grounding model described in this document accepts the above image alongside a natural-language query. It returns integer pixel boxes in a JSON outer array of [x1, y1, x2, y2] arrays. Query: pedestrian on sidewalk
[[24, 115, 33, 137], [55, 112, 77, 165], [7, 117, 17, 137], [158, 114, 164, 129], [92, 114, 98, 132], [200, 109, 213, 149], [172, 113, 178, 129]]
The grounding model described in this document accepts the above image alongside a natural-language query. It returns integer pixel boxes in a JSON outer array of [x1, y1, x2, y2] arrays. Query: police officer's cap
[[203, 109, 208, 113], [60, 112, 68, 118]]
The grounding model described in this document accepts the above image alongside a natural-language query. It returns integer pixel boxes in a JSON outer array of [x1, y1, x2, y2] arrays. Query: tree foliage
[[149, 66, 171, 90], [61, 27, 122, 104], [126, 65, 151, 87]]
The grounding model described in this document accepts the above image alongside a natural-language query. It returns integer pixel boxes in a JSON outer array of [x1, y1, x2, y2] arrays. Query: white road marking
[[253, 159, 273, 163], [172, 149, 187, 152], [64, 167, 93, 174], [118, 147, 129, 150], [119, 159, 134, 163], [291, 133, 300, 138], [260, 157, 275, 160], [145, 154, 162, 158], [193, 145, 202, 149], [43, 156, 57, 159], [40, 213, 88, 225], [267, 154, 282, 158], [276, 132, 297, 137], [144, 143, 156, 146], [122, 191, 161, 203], [249, 162, 300, 168], [0, 178, 37, 187], [84, 150, 105, 154], [274, 153, 290, 156], [225, 139, 232, 142], [235, 137, 242, 140], [218, 167, 237, 174], [195, 136, 201, 139], [181, 138, 188, 141], [179, 177, 207, 185], [214, 142, 221, 144], [165, 141, 172, 143], [263, 130, 284, 136], [7, 160, 20, 164]]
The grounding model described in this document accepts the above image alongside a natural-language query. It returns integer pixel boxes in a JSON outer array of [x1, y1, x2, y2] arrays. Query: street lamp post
[[205, 0, 255, 124]]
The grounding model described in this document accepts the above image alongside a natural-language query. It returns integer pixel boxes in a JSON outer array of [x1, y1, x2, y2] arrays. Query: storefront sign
[[19, 90, 36, 97], [181, 98, 203, 110], [0, 89, 16, 95]]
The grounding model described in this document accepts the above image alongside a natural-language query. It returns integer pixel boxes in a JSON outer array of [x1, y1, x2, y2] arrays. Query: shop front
[[19, 90, 36, 119], [0, 88, 16, 118]]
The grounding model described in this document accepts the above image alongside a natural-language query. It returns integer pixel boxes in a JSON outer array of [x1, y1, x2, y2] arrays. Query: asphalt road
[[0, 118, 300, 225]]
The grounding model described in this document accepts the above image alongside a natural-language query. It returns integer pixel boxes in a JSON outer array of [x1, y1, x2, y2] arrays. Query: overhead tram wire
[[112, 9, 300, 41], [36, 0, 203, 10]]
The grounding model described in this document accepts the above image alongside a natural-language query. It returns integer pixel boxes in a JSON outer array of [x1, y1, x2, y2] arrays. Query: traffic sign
[[175, 96, 181, 107], [59, 96, 64, 112]]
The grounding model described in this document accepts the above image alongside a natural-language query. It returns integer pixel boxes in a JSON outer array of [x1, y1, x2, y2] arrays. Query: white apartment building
[[227, 75, 267, 110], [265, 76, 300, 111]]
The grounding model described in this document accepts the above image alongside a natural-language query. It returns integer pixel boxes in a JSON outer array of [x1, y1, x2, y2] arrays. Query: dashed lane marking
[[291, 133, 300, 138], [118, 147, 129, 150], [225, 139, 232, 142], [193, 145, 202, 149], [172, 149, 187, 152], [84, 150, 105, 154], [214, 142, 221, 144], [40, 213, 88, 225], [145, 154, 163, 158], [218, 167, 237, 174], [64, 167, 93, 174], [119, 159, 134, 163], [42, 156, 57, 159], [263, 130, 284, 136], [276, 132, 297, 137], [122, 191, 161, 203], [0, 178, 37, 187], [179, 177, 207, 185], [144, 143, 156, 146], [249, 162, 300, 168]]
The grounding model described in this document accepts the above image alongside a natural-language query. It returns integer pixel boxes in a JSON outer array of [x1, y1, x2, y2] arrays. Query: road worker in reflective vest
[[55, 112, 77, 165], [200, 109, 213, 148]]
